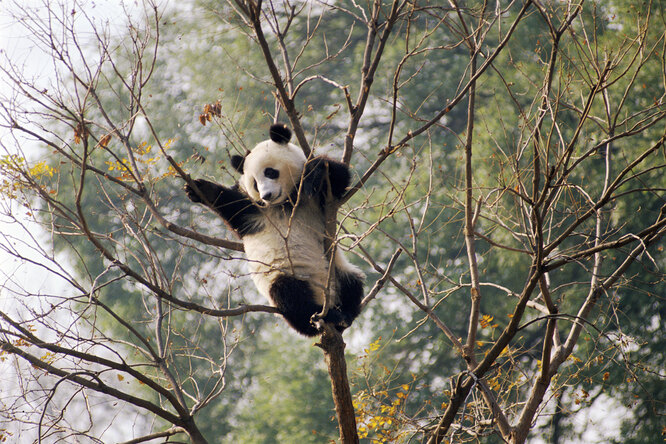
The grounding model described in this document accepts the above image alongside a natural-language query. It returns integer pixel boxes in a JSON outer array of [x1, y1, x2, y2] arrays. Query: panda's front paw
[[303, 156, 351, 201], [184, 179, 216, 204], [184, 183, 201, 203]]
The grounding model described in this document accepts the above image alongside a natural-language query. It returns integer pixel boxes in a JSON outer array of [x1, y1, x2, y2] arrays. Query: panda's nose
[[261, 191, 273, 201]]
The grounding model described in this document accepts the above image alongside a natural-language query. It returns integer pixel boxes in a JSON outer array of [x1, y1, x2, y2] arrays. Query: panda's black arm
[[185, 179, 261, 237], [302, 156, 351, 202]]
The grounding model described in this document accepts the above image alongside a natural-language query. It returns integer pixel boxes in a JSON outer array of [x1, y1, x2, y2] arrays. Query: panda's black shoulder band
[[230, 154, 245, 173], [269, 123, 292, 144]]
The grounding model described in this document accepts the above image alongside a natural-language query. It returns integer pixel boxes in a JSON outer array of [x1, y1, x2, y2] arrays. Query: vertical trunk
[[183, 416, 209, 444], [317, 325, 359, 444]]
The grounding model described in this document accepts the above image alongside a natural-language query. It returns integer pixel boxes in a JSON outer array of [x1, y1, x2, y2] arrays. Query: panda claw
[[184, 183, 200, 203]]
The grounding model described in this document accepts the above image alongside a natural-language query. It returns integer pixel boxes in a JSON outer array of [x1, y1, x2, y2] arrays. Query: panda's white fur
[[242, 199, 359, 308], [185, 124, 364, 336]]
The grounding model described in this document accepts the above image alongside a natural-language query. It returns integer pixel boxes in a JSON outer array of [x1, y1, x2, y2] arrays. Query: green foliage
[[226, 332, 338, 444]]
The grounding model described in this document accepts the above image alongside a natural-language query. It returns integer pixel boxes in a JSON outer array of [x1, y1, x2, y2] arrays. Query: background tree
[[1, 0, 664, 443]]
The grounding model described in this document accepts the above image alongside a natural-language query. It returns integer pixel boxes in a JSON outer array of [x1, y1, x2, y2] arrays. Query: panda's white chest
[[242, 203, 330, 302]]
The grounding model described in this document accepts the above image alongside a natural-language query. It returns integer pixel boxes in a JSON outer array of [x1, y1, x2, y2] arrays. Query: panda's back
[[242, 201, 331, 304]]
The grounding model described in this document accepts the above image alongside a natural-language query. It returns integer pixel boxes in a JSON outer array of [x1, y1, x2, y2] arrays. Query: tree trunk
[[317, 324, 359, 444]]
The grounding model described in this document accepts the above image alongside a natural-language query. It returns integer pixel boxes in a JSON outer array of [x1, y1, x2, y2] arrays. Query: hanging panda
[[185, 124, 364, 336]]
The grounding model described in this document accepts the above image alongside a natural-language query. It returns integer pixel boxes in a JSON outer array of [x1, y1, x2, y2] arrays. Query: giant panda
[[185, 124, 364, 336]]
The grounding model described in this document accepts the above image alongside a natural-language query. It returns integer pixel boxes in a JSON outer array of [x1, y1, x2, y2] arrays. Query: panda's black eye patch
[[264, 167, 279, 179]]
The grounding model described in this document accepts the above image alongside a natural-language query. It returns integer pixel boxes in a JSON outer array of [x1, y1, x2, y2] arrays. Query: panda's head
[[231, 124, 306, 206]]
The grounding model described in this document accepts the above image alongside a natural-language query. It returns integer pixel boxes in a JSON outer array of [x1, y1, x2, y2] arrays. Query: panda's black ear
[[269, 123, 292, 144], [230, 155, 245, 173]]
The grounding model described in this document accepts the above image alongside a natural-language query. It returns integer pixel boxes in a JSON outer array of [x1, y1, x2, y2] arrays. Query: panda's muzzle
[[260, 190, 282, 205]]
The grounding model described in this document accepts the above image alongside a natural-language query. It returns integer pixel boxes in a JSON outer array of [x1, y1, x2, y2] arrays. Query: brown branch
[[343, 0, 407, 164], [511, 304, 558, 442], [361, 247, 403, 309], [240, 0, 311, 156], [117, 428, 187, 444], [462, 44, 481, 365]]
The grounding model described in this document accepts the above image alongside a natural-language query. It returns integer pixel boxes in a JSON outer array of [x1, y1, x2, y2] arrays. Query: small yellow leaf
[[480, 314, 494, 328]]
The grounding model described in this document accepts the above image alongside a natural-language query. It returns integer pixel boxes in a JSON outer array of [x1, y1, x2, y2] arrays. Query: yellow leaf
[[28, 161, 56, 179], [480, 314, 494, 328], [117, 374, 124, 381]]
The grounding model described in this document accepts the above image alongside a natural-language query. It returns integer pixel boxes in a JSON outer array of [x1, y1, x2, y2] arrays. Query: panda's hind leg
[[269, 275, 346, 336], [336, 270, 364, 327]]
